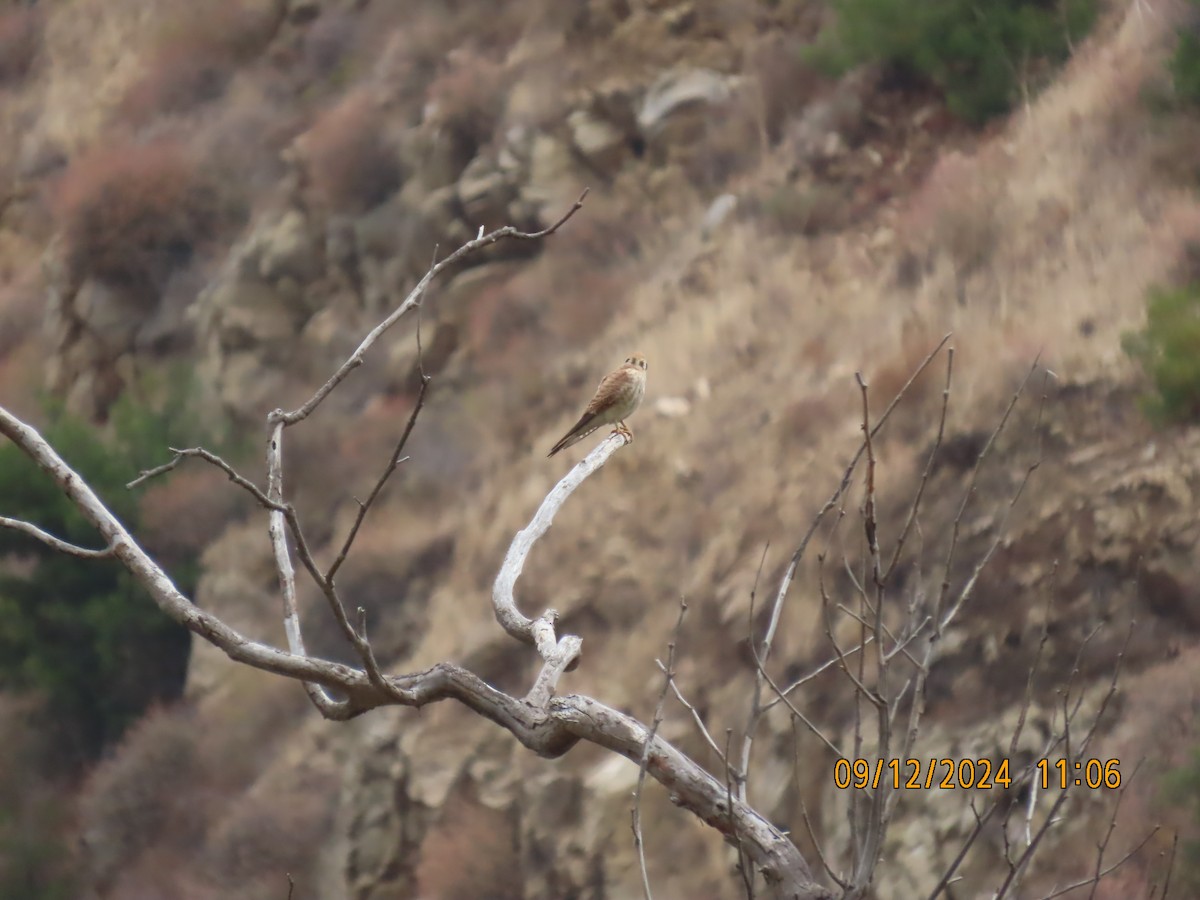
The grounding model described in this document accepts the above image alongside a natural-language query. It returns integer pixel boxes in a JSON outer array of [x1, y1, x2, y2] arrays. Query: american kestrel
[[547, 354, 648, 457]]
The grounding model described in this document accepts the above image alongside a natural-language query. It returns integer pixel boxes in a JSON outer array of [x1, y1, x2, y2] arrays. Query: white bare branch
[[0, 515, 114, 558], [0, 399, 836, 899], [493, 431, 628, 644]]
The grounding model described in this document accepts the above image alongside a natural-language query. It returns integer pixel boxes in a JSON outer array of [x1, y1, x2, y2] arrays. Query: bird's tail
[[547, 413, 598, 457]]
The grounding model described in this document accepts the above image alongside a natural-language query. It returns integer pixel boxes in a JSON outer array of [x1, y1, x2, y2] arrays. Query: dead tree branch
[[0, 195, 842, 900], [0, 515, 114, 558]]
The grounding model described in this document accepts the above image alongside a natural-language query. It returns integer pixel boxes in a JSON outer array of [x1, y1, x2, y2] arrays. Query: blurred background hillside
[[3, 0, 1200, 897]]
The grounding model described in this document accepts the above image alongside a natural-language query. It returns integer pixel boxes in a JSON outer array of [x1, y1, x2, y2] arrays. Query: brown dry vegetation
[[53, 139, 231, 294], [78, 673, 327, 898], [0, 7, 41, 85], [116, 0, 281, 126], [302, 88, 401, 213]]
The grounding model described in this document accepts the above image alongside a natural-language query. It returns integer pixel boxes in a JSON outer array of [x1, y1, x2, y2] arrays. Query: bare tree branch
[[633, 599, 688, 900], [327, 374, 430, 583], [0, 399, 836, 899], [271, 189, 589, 428], [126, 447, 278, 504], [726, 728, 757, 900], [493, 431, 630, 668], [0, 515, 114, 558], [659, 661, 726, 764]]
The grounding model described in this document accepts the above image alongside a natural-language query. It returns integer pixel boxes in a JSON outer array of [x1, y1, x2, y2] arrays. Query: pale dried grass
[[39, 0, 187, 149]]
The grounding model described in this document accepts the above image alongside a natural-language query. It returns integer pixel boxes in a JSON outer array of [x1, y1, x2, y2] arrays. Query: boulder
[[247, 208, 325, 284], [517, 133, 581, 227], [205, 277, 307, 352], [72, 280, 150, 350], [456, 153, 518, 231], [567, 107, 628, 175], [637, 68, 738, 144]]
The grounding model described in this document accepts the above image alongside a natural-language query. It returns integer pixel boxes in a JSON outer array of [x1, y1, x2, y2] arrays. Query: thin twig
[[1010, 563, 1059, 759], [264, 422, 349, 716], [726, 728, 756, 900], [658, 660, 726, 764], [271, 190, 588, 428], [993, 622, 1135, 900], [934, 361, 1046, 634], [127, 446, 280, 509], [1083, 760, 1144, 900], [0, 516, 114, 558], [790, 719, 847, 889], [632, 599, 689, 900], [762, 640, 873, 712], [738, 542, 773, 802], [326, 374, 430, 582], [884, 348, 954, 581], [1041, 828, 1159, 900], [753, 645, 847, 760], [851, 371, 890, 892], [1158, 833, 1178, 900]]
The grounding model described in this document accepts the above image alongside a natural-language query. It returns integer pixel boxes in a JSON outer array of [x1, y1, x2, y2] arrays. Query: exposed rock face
[[325, 375, 1200, 898], [568, 107, 629, 175], [637, 68, 739, 146], [41, 240, 197, 416], [192, 209, 328, 414]]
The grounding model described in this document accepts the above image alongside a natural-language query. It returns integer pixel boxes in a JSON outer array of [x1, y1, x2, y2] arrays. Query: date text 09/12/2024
[[833, 758, 1123, 791]]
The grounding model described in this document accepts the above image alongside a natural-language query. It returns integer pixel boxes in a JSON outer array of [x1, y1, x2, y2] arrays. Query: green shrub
[[0, 370, 232, 768], [1123, 280, 1200, 424], [1171, 3, 1200, 107], [814, 0, 1098, 124], [0, 796, 76, 900], [1162, 745, 1200, 891]]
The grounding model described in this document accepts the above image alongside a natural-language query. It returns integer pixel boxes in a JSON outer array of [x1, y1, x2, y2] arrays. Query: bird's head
[[625, 353, 648, 371]]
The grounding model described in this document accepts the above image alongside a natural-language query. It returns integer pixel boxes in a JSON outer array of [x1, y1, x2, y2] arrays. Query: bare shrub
[[304, 89, 402, 213], [900, 149, 1003, 277], [415, 782, 522, 900], [0, 272, 42, 360], [545, 189, 646, 266], [301, 10, 361, 81], [746, 33, 826, 144], [54, 140, 228, 295], [0, 694, 78, 897], [0, 8, 40, 84], [120, 49, 232, 126], [78, 705, 202, 890], [205, 772, 338, 889], [756, 180, 852, 235], [678, 97, 766, 189], [869, 323, 945, 418], [426, 47, 509, 154], [137, 465, 245, 561]]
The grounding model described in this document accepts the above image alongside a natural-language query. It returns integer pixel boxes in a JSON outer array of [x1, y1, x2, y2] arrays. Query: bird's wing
[[585, 367, 630, 415]]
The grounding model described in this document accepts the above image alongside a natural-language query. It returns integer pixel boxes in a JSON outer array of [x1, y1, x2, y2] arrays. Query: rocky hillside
[[3, 0, 1200, 897]]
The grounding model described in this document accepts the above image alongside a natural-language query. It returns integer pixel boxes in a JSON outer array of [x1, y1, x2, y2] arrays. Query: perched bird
[[548, 354, 648, 457]]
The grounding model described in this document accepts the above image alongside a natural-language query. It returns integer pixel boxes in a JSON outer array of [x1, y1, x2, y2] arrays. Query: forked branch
[[0, 194, 837, 900]]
